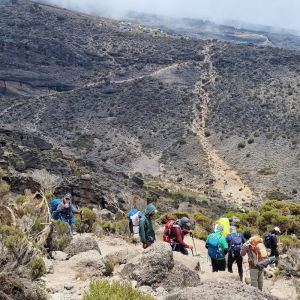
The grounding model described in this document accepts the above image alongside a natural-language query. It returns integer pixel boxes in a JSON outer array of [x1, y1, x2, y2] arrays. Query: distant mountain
[[0, 0, 300, 210]]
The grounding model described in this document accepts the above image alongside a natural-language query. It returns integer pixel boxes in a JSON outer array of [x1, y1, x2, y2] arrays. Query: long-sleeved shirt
[[170, 225, 190, 248]]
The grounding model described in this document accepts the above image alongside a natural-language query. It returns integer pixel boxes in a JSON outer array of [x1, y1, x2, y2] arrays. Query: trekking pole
[[191, 234, 203, 273]]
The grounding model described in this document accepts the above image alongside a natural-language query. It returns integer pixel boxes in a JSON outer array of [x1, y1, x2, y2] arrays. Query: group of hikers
[[128, 203, 281, 292], [51, 193, 281, 292]]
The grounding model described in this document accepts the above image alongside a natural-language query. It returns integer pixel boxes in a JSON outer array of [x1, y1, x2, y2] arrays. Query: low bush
[[192, 213, 212, 232], [76, 207, 97, 233], [104, 259, 114, 276], [98, 221, 115, 233], [52, 221, 72, 250], [114, 220, 130, 236], [84, 280, 154, 300], [258, 167, 276, 175], [265, 190, 290, 200], [30, 257, 46, 280], [192, 230, 208, 241], [280, 235, 300, 253], [238, 141, 246, 149], [0, 182, 10, 196]]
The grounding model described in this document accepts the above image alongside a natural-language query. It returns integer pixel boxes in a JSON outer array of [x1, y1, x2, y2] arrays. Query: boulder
[[104, 248, 139, 265], [64, 235, 101, 258], [68, 250, 106, 278], [279, 248, 300, 277], [43, 258, 54, 274], [164, 280, 278, 300], [97, 209, 115, 221], [121, 242, 200, 291], [52, 251, 68, 261]]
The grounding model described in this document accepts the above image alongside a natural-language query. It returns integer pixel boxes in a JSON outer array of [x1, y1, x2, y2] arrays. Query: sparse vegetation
[[30, 257, 46, 280], [258, 167, 277, 175], [238, 141, 246, 149], [84, 280, 154, 300]]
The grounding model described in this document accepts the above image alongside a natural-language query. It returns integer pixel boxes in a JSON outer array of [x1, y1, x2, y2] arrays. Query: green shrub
[[280, 235, 300, 253], [238, 226, 259, 235], [238, 141, 246, 149], [0, 182, 10, 196], [247, 137, 254, 144], [204, 129, 211, 137], [114, 220, 130, 236], [31, 217, 47, 235], [192, 230, 208, 241], [258, 167, 276, 175], [104, 259, 114, 276], [99, 221, 115, 233], [76, 207, 97, 233], [84, 280, 154, 300], [192, 213, 212, 232], [52, 221, 72, 250], [0, 167, 6, 178], [30, 257, 46, 280], [266, 190, 290, 200], [15, 195, 26, 204], [288, 203, 300, 215]]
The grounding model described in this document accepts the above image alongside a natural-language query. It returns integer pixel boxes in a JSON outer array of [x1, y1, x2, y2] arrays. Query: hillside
[[0, 0, 300, 211]]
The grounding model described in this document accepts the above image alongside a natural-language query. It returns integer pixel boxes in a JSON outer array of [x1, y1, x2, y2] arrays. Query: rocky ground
[[44, 231, 297, 300]]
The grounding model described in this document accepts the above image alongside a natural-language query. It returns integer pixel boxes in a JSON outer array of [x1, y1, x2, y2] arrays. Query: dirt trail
[[46, 232, 296, 300], [192, 44, 254, 207]]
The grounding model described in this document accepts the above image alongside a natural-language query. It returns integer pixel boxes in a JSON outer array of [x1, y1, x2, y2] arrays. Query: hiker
[[128, 208, 144, 240], [226, 226, 245, 281], [206, 225, 228, 272], [240, 231, 268, 291], [264, 227, 281, 266], [163, 217, 193, 255], [51, 193, 81, 234], [139, 203, 157, 249]]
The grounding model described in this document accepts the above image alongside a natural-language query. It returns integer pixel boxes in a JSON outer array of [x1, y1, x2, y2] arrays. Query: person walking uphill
[[206, 225, 228, 272], [265, 227, 281, 266], [241, 231, 268, 291], [226, 226, 245, 281], [168, 217, 194, 255], [51, 193, 81, 235], [139, 203, 157, 249]]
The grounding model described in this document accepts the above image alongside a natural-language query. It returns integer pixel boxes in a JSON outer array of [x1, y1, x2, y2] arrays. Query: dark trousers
[[172, 243, 188, 255], [270, 248, 279, 266], [211, 258, 226, 272], [227, 252, 243, 279]]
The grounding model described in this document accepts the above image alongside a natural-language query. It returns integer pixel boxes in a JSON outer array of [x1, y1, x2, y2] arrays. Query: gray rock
[[68, 250, 105, 278], [52, 251, 68, 261], [121, 242, 200, 291], [104, 248, 139, 265], [43, 258, 54, 274], [64, 235, 101, 258], [164, 280, 278, 300], [97, 209, 115, 221], [64, 284, 74, 291], [279, 248, 300, 277]]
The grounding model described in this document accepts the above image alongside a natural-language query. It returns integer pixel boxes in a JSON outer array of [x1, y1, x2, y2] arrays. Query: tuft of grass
[[30, 257, 46, 280], [238, 141, 246, 149], [104, 259, 115, 276], [84, 280, 154, 300], [0, 182, 10, 196], [258, 167, 276, 175]]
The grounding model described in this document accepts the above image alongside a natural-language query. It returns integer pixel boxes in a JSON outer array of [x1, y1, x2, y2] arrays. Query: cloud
[[42, 0, 300, 32]]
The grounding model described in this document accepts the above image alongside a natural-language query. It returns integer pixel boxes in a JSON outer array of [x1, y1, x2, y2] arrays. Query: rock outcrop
[[121, 242, 200, 291], [65, 234, 101, 258]]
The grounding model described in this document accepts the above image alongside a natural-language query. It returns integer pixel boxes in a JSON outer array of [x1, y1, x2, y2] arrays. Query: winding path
[[192, 44, 254, 207]]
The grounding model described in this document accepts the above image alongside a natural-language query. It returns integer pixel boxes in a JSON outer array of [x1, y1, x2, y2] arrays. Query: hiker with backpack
[[51, 193, 82, 235], [163, 217, 193, 255], [226, 226, 245, 281], [139, 203, 157, 249], [206, 225, 228, 272], [240, 231, 268, 291], [128, 208, 144, 240], [264, 227, 281, 266]]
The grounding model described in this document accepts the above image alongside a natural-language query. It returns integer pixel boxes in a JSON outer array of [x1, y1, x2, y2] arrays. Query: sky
[[43, 0, 300, 32]]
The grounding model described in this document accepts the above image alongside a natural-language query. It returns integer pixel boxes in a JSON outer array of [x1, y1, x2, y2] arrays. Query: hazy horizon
[[39, 0, 300, 33]]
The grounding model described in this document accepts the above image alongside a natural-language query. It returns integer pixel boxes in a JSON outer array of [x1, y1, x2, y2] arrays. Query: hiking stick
[[191, 235, 203, 273]]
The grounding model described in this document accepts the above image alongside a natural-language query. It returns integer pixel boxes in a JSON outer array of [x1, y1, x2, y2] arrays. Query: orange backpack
[[249, 236, 268, 266]]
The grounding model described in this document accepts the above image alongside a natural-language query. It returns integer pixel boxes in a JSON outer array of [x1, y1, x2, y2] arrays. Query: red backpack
[[163, 220, 177, 243]]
